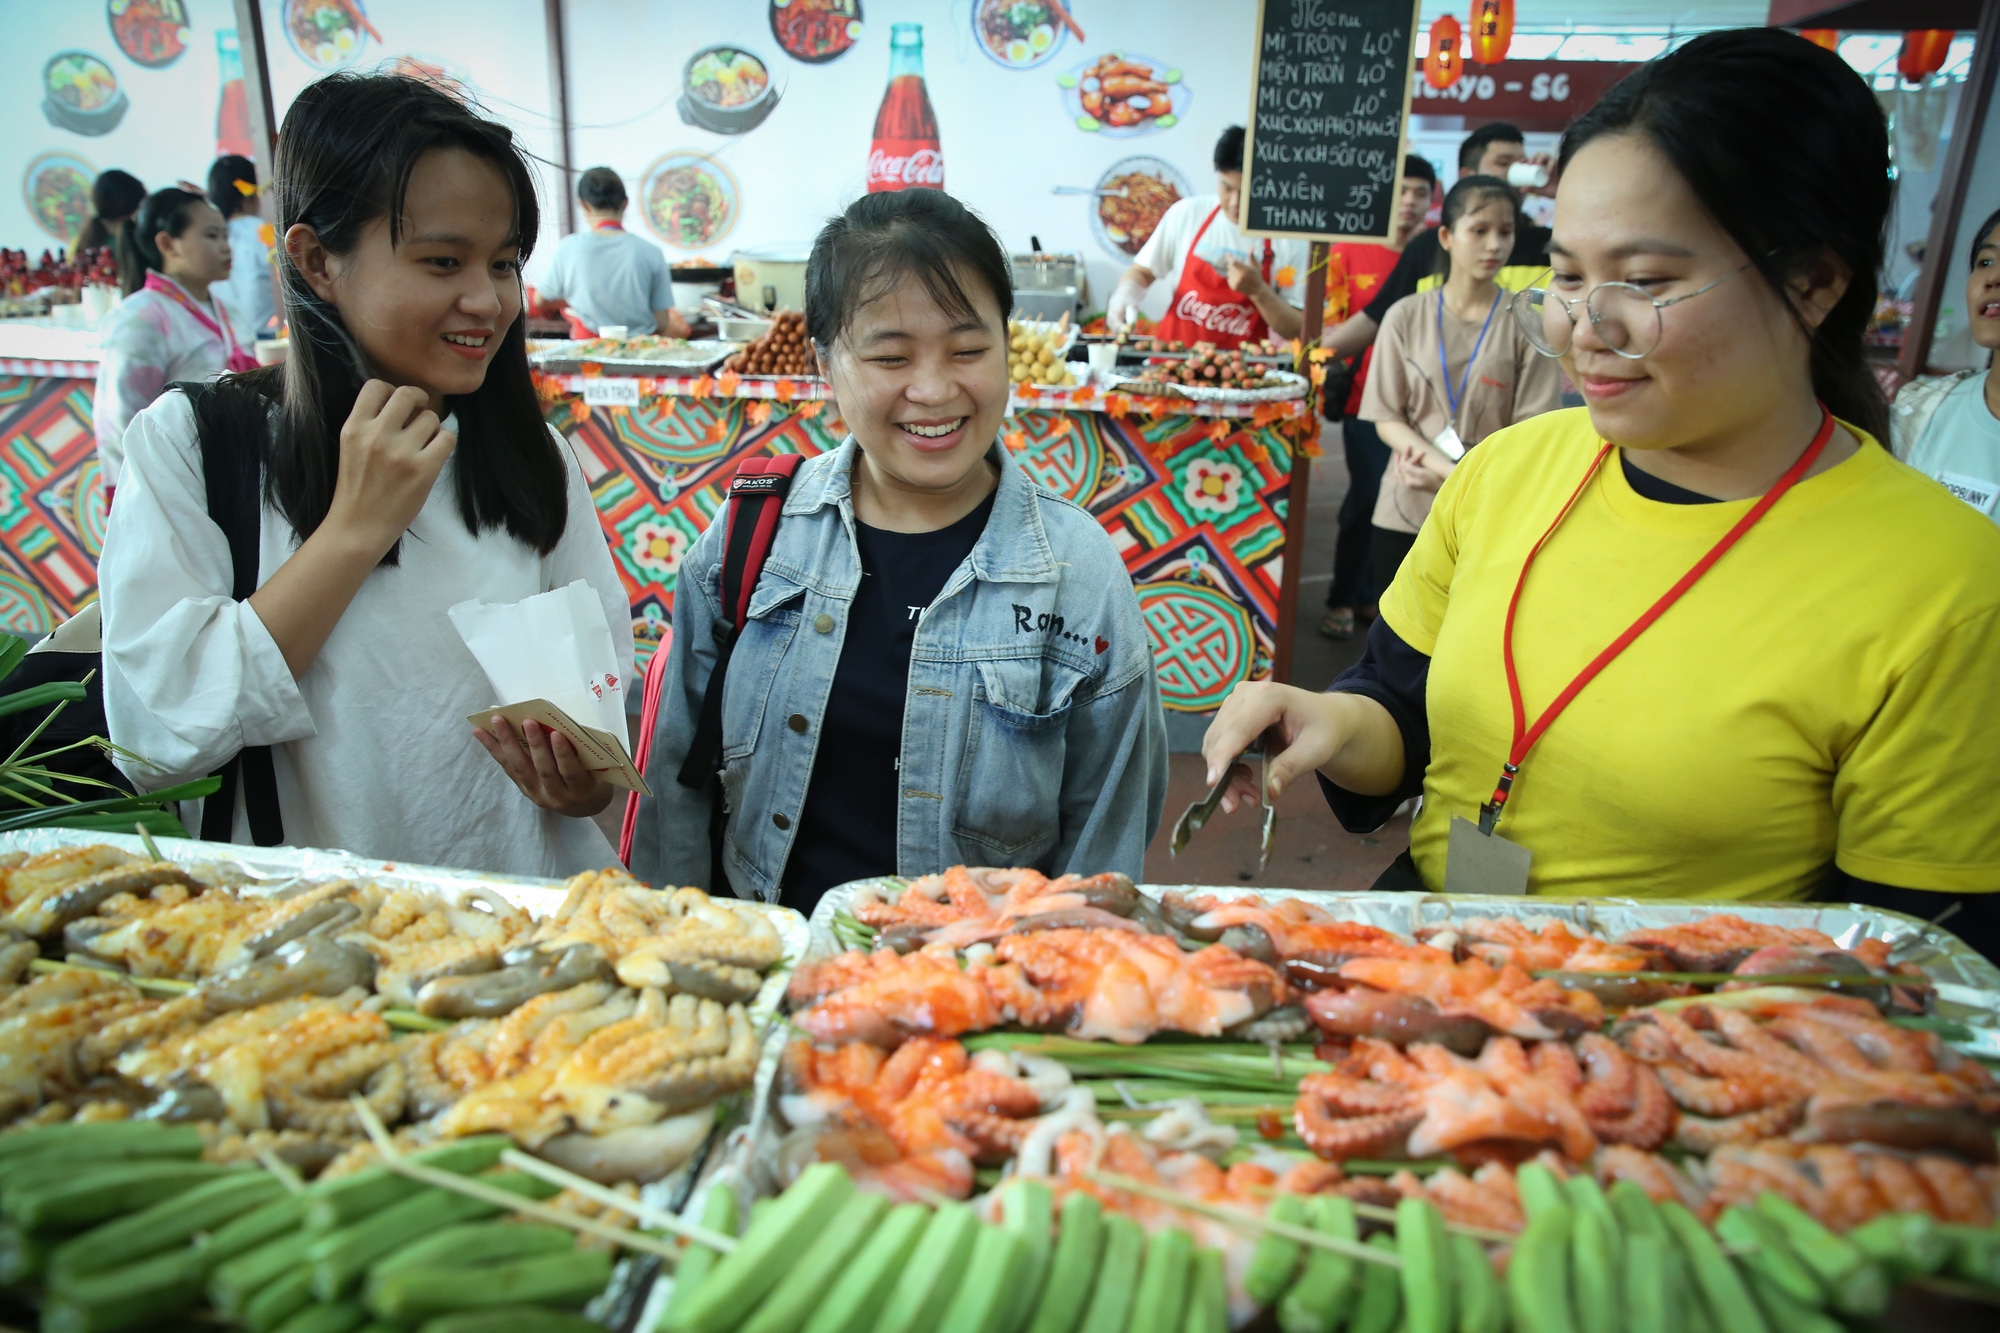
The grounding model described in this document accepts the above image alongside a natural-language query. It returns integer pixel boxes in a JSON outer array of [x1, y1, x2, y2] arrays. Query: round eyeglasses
[[1511, 265, 1751, 360]]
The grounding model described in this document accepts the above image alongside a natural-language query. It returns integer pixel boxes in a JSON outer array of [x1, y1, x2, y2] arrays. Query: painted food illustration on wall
[[1093, 155, 1187, 258], [678, 46, 779, 134], [23, 152, 97, 244], [974, 0, 1075, 70], [390, 55, 471, 101], [641, 153, 739, 250], [284, 0, 379, 70], [770, 0, 862, 64], [1059, 52, 1186, 134], [43, 52, 129, 137], [108, 0, 190, 68]]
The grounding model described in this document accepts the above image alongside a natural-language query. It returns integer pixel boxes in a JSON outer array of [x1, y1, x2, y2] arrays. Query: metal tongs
[[1170, 734, 1277, 872]]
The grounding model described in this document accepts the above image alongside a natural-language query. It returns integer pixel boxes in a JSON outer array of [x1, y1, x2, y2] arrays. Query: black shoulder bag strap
[[176, 381, 285, 847], [674, 454, 802, 891]]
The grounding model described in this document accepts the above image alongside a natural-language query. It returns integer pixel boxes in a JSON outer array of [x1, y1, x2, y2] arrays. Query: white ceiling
[[1418, 1, 1770, 29]]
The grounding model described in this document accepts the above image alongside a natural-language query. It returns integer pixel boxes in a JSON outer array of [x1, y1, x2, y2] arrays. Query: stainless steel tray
[[3, 827, 813, 1333], [807, 878, 2000, 1055], [0, 827, 811, 1030]]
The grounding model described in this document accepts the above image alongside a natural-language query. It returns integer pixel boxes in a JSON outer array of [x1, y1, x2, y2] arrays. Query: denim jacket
[[629, 439, 1169, 901]]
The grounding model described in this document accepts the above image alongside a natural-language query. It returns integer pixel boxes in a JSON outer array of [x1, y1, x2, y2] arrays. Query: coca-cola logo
[[1174, 289, 1257, 338], [867, 147, 945, 187]]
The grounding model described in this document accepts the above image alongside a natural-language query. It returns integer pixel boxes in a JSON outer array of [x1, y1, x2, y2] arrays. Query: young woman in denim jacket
[[629, 190, 1168, 912]]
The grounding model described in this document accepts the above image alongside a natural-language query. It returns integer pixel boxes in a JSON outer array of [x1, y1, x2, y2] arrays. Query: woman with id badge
[[1361, 176, 1561, 581], [1196, 30, 2000, 958]]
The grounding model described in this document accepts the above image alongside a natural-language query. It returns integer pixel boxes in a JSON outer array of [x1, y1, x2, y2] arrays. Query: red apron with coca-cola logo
[[1152, 206, 1273, 350]]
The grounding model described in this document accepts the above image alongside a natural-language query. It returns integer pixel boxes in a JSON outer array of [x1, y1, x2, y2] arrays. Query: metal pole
[[1272, 240, 1330, 686], [231, 0, 283, 325], [1900, 0, 2000, 383], [545, 0, 577, 236]]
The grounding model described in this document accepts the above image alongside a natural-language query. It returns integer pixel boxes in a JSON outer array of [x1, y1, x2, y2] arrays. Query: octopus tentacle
[[1803, 1144, 1885, 1230], [1294, 1096, 1423, 1161], [1576, 1033, 1638, 1119], [1671, 1098, 1804, 1153], [1590, 1062, 1674, 1150], [1655, 1063, 1797, 1118]]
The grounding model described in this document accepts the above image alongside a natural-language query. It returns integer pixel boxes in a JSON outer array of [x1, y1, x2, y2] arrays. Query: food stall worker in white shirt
[[94, 188, 253, 494], [538, 167, 690, 338], [99, 73, 630, 877], [1893, 207, 2000, 525], [208, 155, 275, 342], [1106, 126, 1311, 347]]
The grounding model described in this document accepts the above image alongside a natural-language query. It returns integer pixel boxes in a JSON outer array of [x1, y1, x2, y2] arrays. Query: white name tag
[[582, 377, 641, 407], [1936, 470, 1999, 515], [1433, 425, 1467, 461]]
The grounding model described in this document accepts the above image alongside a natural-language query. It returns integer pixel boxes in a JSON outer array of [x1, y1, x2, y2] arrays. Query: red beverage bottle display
[[868, 23, 943, 192]]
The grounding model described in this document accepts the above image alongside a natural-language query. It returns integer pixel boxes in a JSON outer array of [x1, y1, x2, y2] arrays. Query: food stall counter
[[535, 357, 1322, 721]]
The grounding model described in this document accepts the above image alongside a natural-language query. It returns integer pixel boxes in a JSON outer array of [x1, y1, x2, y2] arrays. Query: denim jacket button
[[773, 813, 791, 830], [788, 714, 808, 733], [813, 614, 835, 633]]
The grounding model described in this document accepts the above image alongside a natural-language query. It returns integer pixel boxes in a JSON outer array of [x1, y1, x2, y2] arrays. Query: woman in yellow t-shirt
[[1202, 29, 2000, 956]]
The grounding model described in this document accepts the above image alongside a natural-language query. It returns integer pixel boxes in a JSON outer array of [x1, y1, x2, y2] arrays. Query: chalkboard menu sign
[[1241, 0, 1421, 243]]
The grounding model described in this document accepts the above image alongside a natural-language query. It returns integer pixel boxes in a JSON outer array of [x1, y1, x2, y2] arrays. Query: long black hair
[[1560, 28, 1891, 442], [207, 154, 257, 220], [121, 187, 208, 296], [805, 188, 1012, 352], [207, 73, 565, 564]]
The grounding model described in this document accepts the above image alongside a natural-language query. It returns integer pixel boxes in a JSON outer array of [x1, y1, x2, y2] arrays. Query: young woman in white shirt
[[1892, 207, 2000, 524], [93, 188, 255, 492], [100, 72, 630, 876]]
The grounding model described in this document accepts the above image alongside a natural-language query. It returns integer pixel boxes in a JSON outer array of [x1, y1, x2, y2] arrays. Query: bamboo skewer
[[1087, 1171, 1400, 1268], [496, 1147, 733, 1249], [347, 1097, 721, 1261], [26, 956, 448, 1030]]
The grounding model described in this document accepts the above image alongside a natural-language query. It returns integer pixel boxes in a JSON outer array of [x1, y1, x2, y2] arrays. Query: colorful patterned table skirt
[[0, 371, 1317, 716], [546, 378, 1317, 714], [0, 374, 105, 636]]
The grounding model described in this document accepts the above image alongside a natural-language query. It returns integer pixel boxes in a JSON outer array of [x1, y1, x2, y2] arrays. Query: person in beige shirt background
[[1363, 175, 1564, 578]]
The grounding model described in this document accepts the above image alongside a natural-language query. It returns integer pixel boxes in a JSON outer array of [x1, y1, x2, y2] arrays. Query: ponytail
[[121, 187, 206, 296]]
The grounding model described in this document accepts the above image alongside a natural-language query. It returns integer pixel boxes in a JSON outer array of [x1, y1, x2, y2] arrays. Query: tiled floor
[[1142, 434, 1409, 891]]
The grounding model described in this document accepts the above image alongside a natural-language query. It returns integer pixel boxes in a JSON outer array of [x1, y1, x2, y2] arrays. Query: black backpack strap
[[674, 454, 802, 891], [178, 380, 285, 848]]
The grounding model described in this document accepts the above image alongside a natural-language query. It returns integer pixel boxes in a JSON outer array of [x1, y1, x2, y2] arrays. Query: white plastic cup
[[598, 324, 630, 340], [1506, 161, 1550, 190], [1087, 342, 1118, 374]]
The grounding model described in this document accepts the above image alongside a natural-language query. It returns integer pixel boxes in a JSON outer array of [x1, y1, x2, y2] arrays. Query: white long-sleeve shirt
[[100, 391, 635, 877], [92, 275, 240, 488]]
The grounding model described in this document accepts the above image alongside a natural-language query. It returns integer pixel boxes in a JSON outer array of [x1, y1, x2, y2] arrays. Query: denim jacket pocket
[[951, 657, 1087, 859], [720, 575, 806, 762]]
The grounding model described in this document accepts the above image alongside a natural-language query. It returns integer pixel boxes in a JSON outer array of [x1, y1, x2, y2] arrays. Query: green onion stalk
[[0, 633, 216, 837]]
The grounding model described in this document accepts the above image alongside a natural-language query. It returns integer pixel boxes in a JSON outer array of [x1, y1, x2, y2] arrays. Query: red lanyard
[[1480, 406, 1836, 834], [593, 220, 624, 231]]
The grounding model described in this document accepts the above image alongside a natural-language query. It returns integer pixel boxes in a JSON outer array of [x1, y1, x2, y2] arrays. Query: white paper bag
[[450, 581, 649, 793]]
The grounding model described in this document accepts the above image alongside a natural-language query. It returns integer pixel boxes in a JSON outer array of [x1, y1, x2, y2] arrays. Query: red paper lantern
[[1425, 16, 1463, 90], [1799, 29, 1838, 52], [1898, 30, 1954, 82], [1469, 0, 1513, 66]]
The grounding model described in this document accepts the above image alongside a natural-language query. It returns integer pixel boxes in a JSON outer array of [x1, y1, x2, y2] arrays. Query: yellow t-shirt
[[1380, 407, 2000, 900]]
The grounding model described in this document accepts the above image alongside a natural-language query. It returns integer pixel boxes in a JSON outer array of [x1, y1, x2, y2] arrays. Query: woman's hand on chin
[[473, 715, 616, 818]]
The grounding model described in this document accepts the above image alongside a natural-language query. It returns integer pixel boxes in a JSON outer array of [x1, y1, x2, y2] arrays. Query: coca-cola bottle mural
[[867, 24, 944, 192]]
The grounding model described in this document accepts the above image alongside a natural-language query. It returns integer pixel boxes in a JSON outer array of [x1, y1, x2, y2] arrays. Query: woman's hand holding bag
[[472, 716, 614, 818]]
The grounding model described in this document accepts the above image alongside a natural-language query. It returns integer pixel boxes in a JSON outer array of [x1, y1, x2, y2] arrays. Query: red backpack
[[620, 454, 804, 874]]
